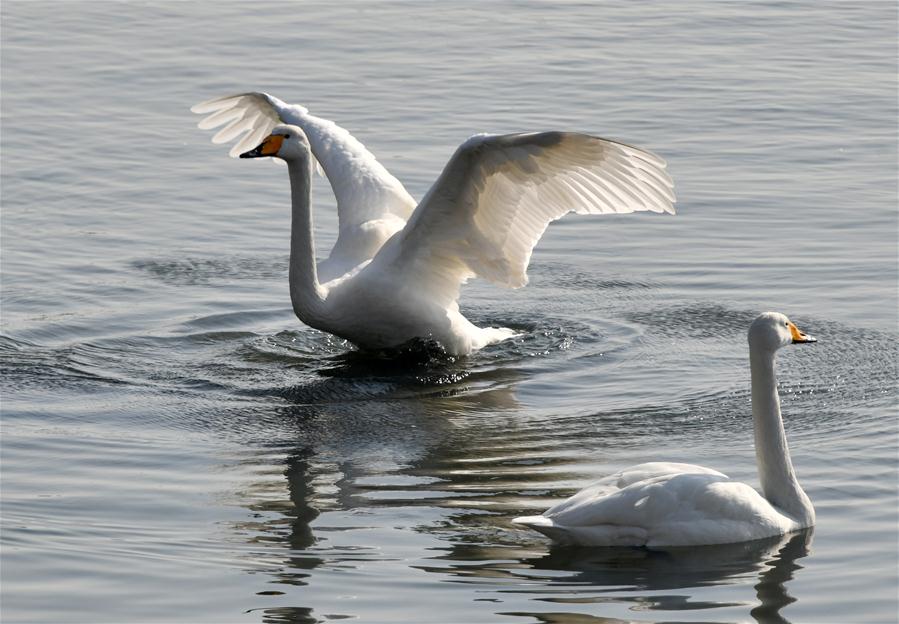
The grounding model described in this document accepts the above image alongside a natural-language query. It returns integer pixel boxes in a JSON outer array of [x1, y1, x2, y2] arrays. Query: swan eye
[[284, 134, 291, 139]]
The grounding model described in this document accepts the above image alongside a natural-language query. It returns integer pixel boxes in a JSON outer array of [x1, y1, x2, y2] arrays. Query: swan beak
[[789, 322, 817, 344], [240, 134, 283, 158]]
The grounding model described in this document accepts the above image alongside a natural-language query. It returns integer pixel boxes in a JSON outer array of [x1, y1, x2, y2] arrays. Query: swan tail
[[513, 515, 649, 547], [513, 515, 554, 527], [512, 515, 573, 543]]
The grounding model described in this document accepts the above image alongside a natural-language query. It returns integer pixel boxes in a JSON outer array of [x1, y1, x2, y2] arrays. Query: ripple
[[626, 302, 759, 342], [133, 255, 286, 286], [0, 334, 132, 393], [533, 263, 660, 293]]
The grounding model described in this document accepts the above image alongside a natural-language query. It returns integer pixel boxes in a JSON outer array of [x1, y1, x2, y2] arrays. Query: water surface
[[2, 2, 897, 623]]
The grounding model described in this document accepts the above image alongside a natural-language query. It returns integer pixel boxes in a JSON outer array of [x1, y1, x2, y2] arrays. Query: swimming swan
[[192, 93, 675, 354], [513, 312, 817, 546]]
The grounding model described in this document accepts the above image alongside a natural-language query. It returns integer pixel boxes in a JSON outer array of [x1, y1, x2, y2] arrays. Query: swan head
[[239, 124, 310, 161], [749, 312, 817, 353]]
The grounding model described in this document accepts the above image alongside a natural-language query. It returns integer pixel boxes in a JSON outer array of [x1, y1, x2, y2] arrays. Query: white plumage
[[192, 93, 675, 354], [513, 312, 818, 547]]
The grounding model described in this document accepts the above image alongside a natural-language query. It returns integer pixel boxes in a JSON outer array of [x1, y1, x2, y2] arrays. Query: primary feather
[[392, 132, 674, 292]]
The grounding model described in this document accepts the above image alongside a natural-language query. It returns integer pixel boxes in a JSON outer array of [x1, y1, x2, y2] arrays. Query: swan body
[[192, 93, 675, 354], [513, 312, 818, 546]]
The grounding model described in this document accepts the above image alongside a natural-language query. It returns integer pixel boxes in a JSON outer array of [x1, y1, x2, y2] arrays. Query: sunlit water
[[2, 2, 897, 623]]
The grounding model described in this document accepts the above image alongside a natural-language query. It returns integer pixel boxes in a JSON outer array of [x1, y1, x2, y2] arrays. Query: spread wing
[[375, 131, 675, 307], [191, 92, 416, 225]]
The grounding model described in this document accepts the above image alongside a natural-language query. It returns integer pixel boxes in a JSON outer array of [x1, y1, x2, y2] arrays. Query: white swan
[[192, 93, 675, 354], [513, 312, 817, 546]]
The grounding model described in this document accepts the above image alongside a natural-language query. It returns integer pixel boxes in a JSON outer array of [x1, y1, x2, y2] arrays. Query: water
[[2, 2, 896, 622]]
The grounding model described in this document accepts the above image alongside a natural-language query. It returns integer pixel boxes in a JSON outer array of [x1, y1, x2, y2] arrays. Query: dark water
[[2, 2, 897, 623]]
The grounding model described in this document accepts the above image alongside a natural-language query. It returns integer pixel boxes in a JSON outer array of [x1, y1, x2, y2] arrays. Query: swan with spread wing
[[192, 93, 675, 354]]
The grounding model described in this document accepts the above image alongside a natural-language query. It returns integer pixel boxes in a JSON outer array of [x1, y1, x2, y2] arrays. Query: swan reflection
[[229, 358, 523, 623], [424, 530, 811, 624]]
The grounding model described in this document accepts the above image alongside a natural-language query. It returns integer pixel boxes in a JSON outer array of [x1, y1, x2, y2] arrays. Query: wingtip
[[191, 92, 267, 115], [190, 94, 238, 114]]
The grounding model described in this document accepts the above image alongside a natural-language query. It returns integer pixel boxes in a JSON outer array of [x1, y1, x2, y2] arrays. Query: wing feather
[[197, 106, 243, 131], [192, 92, 416, 224], [380, 131, 675, 302], [212, 112, 261, 145]]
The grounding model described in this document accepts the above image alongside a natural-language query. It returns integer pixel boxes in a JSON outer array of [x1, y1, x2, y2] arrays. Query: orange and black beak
[[788, 321, 817, 344], [240, 134, 283, 159]]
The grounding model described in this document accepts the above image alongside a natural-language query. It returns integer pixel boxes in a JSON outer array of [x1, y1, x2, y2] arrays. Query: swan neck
[[287, 156, 326, 323], [750, 347, 814, 525]]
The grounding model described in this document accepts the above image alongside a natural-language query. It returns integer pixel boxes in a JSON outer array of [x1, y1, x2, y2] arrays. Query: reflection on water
[[751, 531, 811, 624], [225, 362, 816, 624], [509, 532, 810, 624], [246, 608, 310, 624]]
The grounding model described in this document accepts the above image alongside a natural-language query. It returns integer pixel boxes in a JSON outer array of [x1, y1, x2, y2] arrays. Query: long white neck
[[750, 347, 814, 526], [286, 156, 327, 326]]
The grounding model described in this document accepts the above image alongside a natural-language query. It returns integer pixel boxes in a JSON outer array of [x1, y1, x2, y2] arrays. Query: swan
[[192, 93, 675, 354], [513, 312, 818, 546]]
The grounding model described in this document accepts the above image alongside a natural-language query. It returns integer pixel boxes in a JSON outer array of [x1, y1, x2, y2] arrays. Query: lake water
[[2, 2, 897, 623]]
